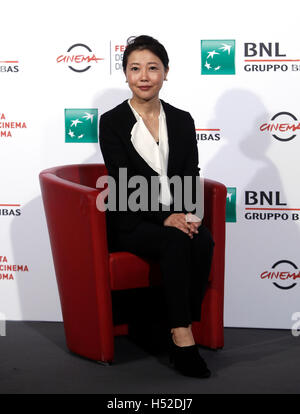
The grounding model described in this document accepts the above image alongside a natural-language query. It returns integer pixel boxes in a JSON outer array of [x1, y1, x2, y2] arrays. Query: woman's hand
[[163, 213, 201, 239], [186, 213, 202, 236], [187, 221, 201, 236]]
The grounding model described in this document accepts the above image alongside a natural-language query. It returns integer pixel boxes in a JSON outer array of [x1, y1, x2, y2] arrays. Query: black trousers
[[112, 220, 214, 329]]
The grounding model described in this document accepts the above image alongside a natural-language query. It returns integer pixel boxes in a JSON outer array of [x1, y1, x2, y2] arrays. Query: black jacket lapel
[[160, 99, 177, 177]]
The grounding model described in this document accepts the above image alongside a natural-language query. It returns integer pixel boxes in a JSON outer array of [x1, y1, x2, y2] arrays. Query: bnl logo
[[226, 187, 236, 222], [201, 40, 235, 75], [65, 109, 98, 143]]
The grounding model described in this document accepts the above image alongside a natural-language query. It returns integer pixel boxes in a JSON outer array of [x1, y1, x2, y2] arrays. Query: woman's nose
[[140, 68, 149, 81]]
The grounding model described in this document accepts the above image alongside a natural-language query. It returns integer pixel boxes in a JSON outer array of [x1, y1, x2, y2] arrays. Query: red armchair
[[39, 163, 226, 363]]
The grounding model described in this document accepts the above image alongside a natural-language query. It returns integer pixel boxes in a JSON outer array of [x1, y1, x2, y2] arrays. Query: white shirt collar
[[127, 99, 173, 206]]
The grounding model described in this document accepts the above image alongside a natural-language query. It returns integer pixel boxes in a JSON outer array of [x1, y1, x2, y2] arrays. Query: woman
[[99, 35, 214, 378]]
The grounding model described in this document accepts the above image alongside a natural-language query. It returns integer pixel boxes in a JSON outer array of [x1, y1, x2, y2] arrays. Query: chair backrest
[[45, 163, 108, 189]]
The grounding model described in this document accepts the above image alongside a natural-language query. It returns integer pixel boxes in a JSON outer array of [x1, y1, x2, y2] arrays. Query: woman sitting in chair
[[99, 35, 214, 378]]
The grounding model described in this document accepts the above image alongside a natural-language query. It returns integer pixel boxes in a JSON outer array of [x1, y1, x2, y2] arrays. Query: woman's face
[[125, 49, 168, 102]]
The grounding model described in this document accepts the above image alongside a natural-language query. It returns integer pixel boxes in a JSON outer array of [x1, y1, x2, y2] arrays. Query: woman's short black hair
[[122, 35, 169, 72]]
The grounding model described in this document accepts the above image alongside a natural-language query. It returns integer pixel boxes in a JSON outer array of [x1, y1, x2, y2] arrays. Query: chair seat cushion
[[109, 252, 152, 290]]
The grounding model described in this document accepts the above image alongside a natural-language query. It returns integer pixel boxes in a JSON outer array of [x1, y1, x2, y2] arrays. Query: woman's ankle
[[171, 326, 195, 347]]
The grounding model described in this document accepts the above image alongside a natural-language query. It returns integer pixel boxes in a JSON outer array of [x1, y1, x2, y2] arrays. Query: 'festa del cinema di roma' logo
[[57, 43, 104, 72], [260, 111, 299, 142], [260, 260, 299, 290]]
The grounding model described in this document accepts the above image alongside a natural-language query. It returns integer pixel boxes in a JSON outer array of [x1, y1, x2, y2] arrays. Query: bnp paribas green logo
[[201, 40, 235, 75], [226, 187, 237, 222], [65, 109, 98, 143]]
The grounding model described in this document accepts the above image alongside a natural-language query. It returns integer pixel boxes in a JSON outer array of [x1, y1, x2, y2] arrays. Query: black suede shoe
[[169, 335, 211, 378]]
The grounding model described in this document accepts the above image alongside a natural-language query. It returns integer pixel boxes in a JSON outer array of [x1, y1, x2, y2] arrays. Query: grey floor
[[0, 321, 299, 394]]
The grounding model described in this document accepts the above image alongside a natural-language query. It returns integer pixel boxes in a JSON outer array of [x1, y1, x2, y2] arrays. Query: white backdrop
[[1, 0, 299, 328]]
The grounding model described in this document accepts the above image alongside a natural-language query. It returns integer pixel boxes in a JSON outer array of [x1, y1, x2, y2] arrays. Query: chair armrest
[[203, 178, 227, 289], [39, 171, 113, 360]]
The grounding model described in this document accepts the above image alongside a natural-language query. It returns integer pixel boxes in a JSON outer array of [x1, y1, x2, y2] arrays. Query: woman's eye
[[131, 67, 139, 71], [150, 66, 158, 70]]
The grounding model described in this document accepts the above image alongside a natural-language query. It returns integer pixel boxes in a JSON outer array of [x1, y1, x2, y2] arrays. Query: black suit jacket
[[99, 99, 200, 236]]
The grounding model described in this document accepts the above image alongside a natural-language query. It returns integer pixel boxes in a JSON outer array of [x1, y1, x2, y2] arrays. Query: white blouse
[[128, 99, 173, 206]]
